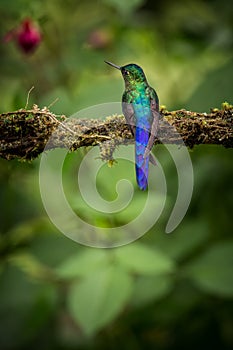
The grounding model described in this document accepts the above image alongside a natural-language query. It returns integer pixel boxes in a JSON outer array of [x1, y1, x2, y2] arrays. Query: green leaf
[[68, 266, 132, 335], [56, 249, 108, 279], [151, 220, 210, 260], [29, 230, 80, 268], [131, 275, 173, 307], [186, 240, 233, 297], [9, 252, 54, 281], [114, 242, 175, 275]]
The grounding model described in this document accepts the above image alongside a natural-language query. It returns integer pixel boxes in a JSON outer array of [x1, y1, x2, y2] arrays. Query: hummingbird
[[105, 61, 160, 190]]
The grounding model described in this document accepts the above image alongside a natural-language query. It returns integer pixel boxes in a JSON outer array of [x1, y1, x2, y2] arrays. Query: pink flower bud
[[87, 29, 112, 50], [17, 19, 41, 53], [4, 18, 41, 54]]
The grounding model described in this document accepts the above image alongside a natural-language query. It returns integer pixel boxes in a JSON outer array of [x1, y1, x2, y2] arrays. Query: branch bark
[[0, 103, 232, 161]]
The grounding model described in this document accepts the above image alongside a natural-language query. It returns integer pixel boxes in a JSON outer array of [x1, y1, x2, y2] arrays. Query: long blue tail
[[135, 125, 150, 190]]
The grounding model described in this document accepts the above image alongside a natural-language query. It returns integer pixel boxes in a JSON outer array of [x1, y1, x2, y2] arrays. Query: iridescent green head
[[105, 61, 148, 88]]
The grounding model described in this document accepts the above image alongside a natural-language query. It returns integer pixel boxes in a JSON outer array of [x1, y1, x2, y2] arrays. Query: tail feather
[[135, 126, 150, 190]]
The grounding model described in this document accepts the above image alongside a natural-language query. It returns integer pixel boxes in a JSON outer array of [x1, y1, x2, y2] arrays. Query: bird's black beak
[[104, 60, 121, 70]]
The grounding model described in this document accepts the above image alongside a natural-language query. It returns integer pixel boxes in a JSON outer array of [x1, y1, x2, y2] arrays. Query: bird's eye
[[122, 69, 130, 77]]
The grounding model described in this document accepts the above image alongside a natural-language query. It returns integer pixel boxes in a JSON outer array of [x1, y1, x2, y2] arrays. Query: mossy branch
[[0, 103, 232, 161]]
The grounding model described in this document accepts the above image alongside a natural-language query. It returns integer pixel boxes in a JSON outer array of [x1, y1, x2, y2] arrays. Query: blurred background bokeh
[[0, 0, 233, 349]]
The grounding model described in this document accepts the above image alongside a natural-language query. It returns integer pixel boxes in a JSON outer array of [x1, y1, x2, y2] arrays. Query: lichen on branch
[[0, 102, 232, 161]]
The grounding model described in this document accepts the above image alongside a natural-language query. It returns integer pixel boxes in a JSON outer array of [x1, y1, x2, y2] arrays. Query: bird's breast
[[133, 93, 152, 125]]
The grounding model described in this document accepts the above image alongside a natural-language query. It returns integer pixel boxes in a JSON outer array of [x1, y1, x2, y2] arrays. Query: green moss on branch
[[0, 103, 232, 161]]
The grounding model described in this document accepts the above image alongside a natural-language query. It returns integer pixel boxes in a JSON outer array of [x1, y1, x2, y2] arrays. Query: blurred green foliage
[[0, 0, 233, 349]]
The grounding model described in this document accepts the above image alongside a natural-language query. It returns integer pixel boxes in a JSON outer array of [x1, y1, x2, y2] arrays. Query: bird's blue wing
[[122, 92, 136, 137], [144, 86, 160, 161]]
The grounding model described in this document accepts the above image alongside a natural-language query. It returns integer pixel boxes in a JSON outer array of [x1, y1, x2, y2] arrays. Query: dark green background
[[0, 0, 232, 349]]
